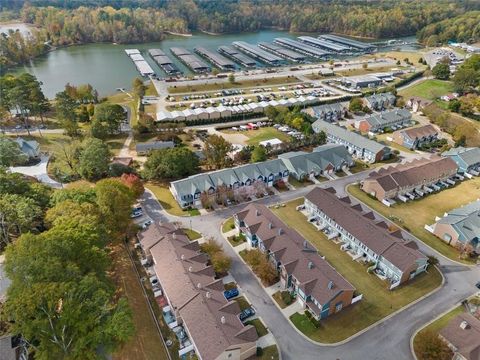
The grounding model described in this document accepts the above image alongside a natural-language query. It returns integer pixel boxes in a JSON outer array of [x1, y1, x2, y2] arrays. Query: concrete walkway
[[10, 155, 62, 188]]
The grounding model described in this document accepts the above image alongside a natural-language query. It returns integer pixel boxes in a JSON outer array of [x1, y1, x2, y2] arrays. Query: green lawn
[[272, 199, 443, 343], [111, 242, 169, 360], [182, 228, 202, 241], [398, 79, 454, 100], [375, 133, 416, 154], [349, 160, 371, 174], [412, 306, 464, 359], [222, 217, 236, 233], [245, 319, 268, 337], [221, 127, 291, 146], [257, 345, 279, 360], [105, 134, 129, 156], [146, 183, 200, 217], [235, 296, 251, 311], [348, 182, 479, 264], [288, 176, 314, 188], [228, 233, 247, 247], [290, 313, 319, 338]]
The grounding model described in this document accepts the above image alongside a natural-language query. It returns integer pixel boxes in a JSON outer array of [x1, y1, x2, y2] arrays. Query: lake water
[[9, 29, 420, 99]]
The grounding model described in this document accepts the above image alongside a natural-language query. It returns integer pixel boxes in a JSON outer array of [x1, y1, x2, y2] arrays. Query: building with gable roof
[[304, 187, 429, 287], [364, 92, 396, 111], [442, 147, 480, 175], [234, 203, 356, 320], [428, 199, 480, 252], [138, 224, 258, 360], [355, 108, 412, 133], [439, 313, 480, 360], [392, 124, 439, 149], [310, 102, 348, 122]]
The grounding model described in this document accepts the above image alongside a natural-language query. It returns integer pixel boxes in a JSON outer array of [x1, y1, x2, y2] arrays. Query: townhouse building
[[355, 108, 412, 133], [234, 204, 356, 320], [313, 120, 391, 163], [310, 102, 348, 122], [439, 313, 480, 360], [304, 187, 429, 287], [392, 124, 439, 149], [139, 224, 258, 360], [428, 199, 480, 252], [361, 156, 458, 202], [442, 147, 480, 175], [364, 92, 396, 111]]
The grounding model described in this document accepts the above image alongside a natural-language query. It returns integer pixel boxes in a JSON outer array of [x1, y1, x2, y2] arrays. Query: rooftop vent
[[328, 280, 334, 289], [255, 210, 260, 216], [188, 266, 193, 272], [206, 291, 211, 299], [278, 228, 283, 235], [220, 316, 226, 324], [308, 261, 314, 269], [197, 282, 202, 289], [268, 223, 273, 229], [460, 320, 470, 330], [180, 254, 185, 261]]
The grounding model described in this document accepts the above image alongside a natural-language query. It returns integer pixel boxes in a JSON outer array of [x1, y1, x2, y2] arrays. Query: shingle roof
[[443, 147, 480, 168], [145, 225, 257, 360], [238, 203, 355, 308], [305, 187, 426, 272], [363, 108, 411, 128], [437, 199, 480, 243], [313, 120, 388, 154], [365, 92, 396, 106], [363, 156, 458, 192], [440, 313, 480, 360], [398, 124, 438, 140]]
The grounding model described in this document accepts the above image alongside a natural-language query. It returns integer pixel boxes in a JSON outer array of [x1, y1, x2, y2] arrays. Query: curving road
[[140, 170, 480, 360]]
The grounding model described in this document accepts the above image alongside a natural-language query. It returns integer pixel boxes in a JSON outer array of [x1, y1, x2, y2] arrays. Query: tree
[[349, 97, 364, 113], [55, 91, 80, 137], [228, 73, 235, 84], [0, 136, 26, 167], [143, 147, 199, 180], [53, 140, 82, 179], [78, 138, 111, 181], [211, 251, 231, 274], [95, 178, 134, 235], [453, 67, 479, 93], [251, 145, 267, 163], [432, 63, 450, 80], [203, 134, 233, 170], [415, 330, 452, 360], [93, 103, 125, 137], [120, 173, 144, 198], [132, 78, 146, 98]]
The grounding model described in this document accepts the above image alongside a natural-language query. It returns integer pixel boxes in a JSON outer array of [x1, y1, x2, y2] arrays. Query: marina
[[274, 38, 330, 59], [298, 36, 351, 53], [148, 49, 181, 75], [258, 42, 306, 62], [125, 49, 155, 77], [232, 41, 283, 66], [194, 47, 236, 70], [319, 34, 376, 52], [170, 47, 211, 73], [218, 45, 257, 67]]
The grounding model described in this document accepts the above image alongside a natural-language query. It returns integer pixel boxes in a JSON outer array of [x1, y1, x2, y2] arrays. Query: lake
[[9, 29, 420, 99]]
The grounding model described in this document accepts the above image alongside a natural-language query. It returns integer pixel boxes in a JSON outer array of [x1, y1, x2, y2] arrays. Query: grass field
[[111, 241, 169, 360], [375, 133, 416, 154], [182, 228, 202, 241], [412, 305, 464, 359], [272, 198, 443, 343], [398, 79, 454, 100], [367, 50, 427, 65], [221, 127, 291, 146], [222, 217, 236, 233], [146, 182, 200, 217], [348, 182, 480, 264], [168, 76, 300, 94], [257, 345, 279, 360], [245, 319, 268, 337]]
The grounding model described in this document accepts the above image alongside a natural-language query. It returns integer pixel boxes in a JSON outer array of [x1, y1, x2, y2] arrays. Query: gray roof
[[365, 92, 396, 106], [311, 102, 347, 117], [278, 144, 353, 178], [14, 137, 39, 157], [363, 108, 411, 128], [443, 147, 480, 168], [312, 120, 388, 154], [437, 199, 480, 243], [135, 141, 174, 153]]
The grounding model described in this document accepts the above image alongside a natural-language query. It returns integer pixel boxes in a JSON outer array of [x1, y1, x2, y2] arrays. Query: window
[[335, 302, 343, 312]]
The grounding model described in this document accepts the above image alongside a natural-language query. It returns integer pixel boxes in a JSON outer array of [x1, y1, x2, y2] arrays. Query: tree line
[[2, 1, 478, 68]]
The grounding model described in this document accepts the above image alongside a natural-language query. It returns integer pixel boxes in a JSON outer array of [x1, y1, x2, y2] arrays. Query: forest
[[417, 10, 480, 45], [1, 0, 479, 69]]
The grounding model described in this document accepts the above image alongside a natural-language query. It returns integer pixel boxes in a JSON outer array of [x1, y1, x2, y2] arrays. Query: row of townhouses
[[304, 187, 429, 287], [443, 147, 480, 175], [364, 92, 396, 111], [355, 108, 412, 133], [309, 102, 348, 122], [361, 156, 459, 202], [427, 199, 480, 253], [312, 120, 391, 163], [138, 224, 258, 360], [392, 124, 439, 150], [234, 203, 358, 320], [170, 144, 353, 208]]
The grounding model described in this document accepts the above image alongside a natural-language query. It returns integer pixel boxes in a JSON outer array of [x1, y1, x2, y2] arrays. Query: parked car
[[130, 211, 142, 218], [223, 288, 239, 300], [239, 307, 255, 321], [142, 220, 152, 229], [476, 281, 480, 289]]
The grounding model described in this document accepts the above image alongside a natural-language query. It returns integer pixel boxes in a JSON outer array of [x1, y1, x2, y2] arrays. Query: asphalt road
[[140, 170, 480, 360]]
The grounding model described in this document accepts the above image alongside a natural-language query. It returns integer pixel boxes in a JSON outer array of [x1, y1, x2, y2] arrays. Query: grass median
[[272, 198, 443, 343], [347, 182, 479, 264]]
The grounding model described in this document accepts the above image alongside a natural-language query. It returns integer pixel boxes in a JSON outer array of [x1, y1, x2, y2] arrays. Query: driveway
[[140, 169, 480, 360], [10, 155, 62, 188]]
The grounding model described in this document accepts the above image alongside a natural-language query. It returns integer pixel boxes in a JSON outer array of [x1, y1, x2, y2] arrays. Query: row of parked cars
[[223, 287, 256, 322]]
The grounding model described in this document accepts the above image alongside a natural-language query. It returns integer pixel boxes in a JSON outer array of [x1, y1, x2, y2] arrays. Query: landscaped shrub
[[305, 310, 321, 328], [281, 291, 293, 305]]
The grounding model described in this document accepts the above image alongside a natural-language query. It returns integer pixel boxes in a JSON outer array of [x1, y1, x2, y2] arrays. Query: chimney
[[460, 321, 469, 330], [180, 254, 185, 261], [278, 228, 283, 235], [268, 222, 273, 229], [206, 291, 211, 299], [307, 261, 314, 269], [188, 266, 193, 272], [220, 316, 226, 324]]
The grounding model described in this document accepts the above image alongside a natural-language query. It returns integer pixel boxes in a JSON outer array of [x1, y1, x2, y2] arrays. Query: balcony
[[162, 306, 178, 329]]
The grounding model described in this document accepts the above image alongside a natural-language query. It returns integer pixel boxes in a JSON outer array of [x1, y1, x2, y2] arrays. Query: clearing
[[398, 79, 454, 100], [272, 198, 442, 343], [348, 181, 480, 264], [219, 127, 290, 146]]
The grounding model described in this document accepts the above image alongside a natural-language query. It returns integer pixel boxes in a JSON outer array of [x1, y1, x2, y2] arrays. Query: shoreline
[[164, 31, 192, 37]]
